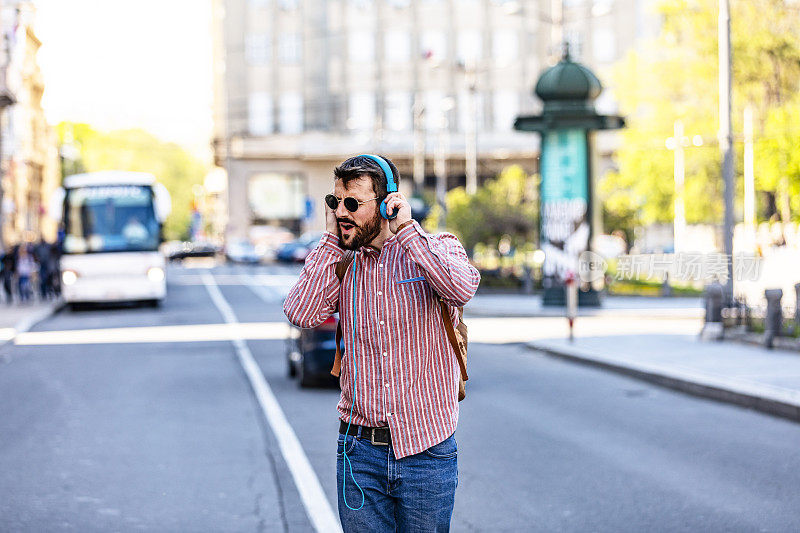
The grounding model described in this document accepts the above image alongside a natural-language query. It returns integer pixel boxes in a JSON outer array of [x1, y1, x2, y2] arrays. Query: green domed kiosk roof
[[534, 50, 602, 114]]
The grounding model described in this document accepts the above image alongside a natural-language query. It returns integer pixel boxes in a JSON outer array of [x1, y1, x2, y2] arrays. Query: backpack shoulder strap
[[437, 297, 469, 381], [331, 251, 354, 378]]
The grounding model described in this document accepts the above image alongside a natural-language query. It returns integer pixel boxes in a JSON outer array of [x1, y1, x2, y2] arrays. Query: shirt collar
[[359, 232, 398, 255]]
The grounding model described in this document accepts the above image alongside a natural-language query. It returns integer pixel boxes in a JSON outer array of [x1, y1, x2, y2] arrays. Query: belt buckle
[[370, 427, 389, 446]]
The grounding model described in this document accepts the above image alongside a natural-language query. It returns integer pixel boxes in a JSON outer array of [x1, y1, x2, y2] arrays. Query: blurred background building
[[0, 0, 60, 250], [212, 0, 661, 241]]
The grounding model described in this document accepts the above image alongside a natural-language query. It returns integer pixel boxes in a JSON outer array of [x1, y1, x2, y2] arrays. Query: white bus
[[49, 171, 172, 306]]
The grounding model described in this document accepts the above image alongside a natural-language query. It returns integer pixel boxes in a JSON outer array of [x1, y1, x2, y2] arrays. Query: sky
[[34, 0, 214, 161]]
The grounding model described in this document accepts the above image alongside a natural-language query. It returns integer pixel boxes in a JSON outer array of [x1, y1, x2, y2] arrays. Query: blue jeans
[[337, 429, 458, 532]]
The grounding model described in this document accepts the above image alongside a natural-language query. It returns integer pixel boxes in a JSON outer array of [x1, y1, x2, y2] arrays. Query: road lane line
[[201, 272, 341, 533]]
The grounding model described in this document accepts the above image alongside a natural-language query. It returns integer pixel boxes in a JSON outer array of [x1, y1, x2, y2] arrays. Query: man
[[283, 155, 480, 531]]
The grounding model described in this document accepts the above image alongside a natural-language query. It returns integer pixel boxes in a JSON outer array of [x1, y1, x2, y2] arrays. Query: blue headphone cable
[[341, 257, 365, 510]]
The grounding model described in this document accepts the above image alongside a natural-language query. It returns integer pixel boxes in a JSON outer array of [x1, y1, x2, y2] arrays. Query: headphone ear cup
[[380, 199, 397, 220]]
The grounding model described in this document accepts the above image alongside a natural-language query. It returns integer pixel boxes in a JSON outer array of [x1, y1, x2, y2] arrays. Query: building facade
[[212, 0, 660, 241], [0, 1, 61, 250]]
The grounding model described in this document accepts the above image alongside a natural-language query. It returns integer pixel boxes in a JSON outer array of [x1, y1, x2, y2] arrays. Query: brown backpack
[[330, 251, 469, 401]]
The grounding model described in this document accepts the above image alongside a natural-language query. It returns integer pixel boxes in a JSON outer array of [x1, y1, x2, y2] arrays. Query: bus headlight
[[147, 267, 165, 282], [62, 270, 78, 286]]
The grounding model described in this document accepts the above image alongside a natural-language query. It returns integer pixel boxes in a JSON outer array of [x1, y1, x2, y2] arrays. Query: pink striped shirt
[[283, 220, 480, 458]]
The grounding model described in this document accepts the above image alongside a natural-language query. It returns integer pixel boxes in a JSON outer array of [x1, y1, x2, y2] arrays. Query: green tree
[[425, 165, 538, 254], [55, 123, 208, 240], [601, 0, 800, 238]]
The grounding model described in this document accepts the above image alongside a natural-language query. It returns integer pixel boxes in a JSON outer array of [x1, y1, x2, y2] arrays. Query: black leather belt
[[339, 420, 391, 446]]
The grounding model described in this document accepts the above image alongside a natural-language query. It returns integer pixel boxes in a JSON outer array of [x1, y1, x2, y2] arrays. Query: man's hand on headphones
[[385, 192, 412, 234]]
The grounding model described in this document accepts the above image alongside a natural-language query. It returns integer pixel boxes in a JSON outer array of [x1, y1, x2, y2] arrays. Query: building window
[[278, 33, 302, 64], [424, 90, 445, 131], [493, 89, 518, 131], [592, 28, 616, 62], [458, 89, 483, 132], [348, 31, 375, 63], [492, 29, 517, 65], [420, 31, 447, 62], [456, 31, 481, 65], [385, 91, 411, 131], [385, 30, 410, 62], [278, 0, 298, 10], [246, 33, 271, 65], [592, 0, 614, 17], [279, 92, 303, 134], [248, 92, 273, 135], [347, 91, 375, 132], [248, 173, 305, 221]]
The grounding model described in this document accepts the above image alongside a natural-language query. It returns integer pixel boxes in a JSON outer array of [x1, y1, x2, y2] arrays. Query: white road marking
[[14, 322, 287, 346], [201, 272, 341, 533]]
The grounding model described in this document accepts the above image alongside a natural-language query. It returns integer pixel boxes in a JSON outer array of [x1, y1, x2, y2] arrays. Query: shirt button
[[382, 352, 387, 357], [385, 383, 390, 388], [379, 320, 384, 325], [386, 412, 392, 417], [377, 291, 382, 296], [378, 263, 384, 268]]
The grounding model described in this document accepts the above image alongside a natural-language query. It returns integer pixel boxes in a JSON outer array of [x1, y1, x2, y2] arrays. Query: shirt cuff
[[319, 231, 345, 256]]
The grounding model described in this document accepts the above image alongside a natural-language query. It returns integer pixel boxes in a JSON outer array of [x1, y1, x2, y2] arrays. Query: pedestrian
[[16, 245, 35, 303], [1, 245, 17, 304], [34, 239, 53, 300], [283, 155, 480, 531]]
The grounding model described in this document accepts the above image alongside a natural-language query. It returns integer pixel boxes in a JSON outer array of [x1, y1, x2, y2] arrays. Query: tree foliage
[[55, 123, 207, 240], [425, 165, 538, 254], [601, 0, 800, 236]]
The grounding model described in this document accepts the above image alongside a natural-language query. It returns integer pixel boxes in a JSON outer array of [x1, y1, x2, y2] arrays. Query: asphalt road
[[1, 262, 799, 532]]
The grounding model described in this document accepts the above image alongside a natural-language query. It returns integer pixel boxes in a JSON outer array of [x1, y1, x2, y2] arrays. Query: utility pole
[[719, 0, 735, 302], [671, 120, 686, 255], [666, 121, 703, 254], [435, 97, 454, 230], [464, 61, 478, 195], [412, 94, 425, 195]]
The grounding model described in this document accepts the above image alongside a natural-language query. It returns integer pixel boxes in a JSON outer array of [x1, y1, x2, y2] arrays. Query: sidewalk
[[465, 294, 800, 422], [0, 300, 63, 345], [468, 292, 704, 319]]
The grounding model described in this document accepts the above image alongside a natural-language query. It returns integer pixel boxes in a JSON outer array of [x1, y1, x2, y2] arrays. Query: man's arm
[[283, 232, 344, 328], [395, 220, 480, 307]]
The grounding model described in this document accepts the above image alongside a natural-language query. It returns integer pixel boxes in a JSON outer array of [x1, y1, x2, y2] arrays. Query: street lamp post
[[719, 0, 735, 302]]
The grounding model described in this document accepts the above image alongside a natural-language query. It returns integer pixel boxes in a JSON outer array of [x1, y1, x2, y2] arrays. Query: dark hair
[[333, 155, 400, 199]]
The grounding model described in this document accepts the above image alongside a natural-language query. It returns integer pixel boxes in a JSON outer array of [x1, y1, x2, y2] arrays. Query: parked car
[[225, 239, 261, 264], [276, 232, 324, 263], [249, 225, 295, 263], [285, 313, 342, 388]]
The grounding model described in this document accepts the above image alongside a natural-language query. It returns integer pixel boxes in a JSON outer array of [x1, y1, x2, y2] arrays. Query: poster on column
[[540, 129, 590, 282]]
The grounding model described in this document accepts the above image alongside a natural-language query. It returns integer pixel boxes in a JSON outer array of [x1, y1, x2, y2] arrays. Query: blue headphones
[[358, 154, 398, 220]]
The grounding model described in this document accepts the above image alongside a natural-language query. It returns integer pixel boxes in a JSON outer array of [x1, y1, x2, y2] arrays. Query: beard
[[338, 209, 382, 250]]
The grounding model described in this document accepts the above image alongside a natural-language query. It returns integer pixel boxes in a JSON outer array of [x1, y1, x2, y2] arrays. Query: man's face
[[333, 175, 383, 250]]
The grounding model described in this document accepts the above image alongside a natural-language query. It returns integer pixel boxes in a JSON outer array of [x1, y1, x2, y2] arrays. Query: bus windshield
[[63, 185, 160, 254]]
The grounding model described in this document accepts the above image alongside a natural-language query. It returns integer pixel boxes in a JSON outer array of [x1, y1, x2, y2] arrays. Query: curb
[[1, 300, 65, 350], [526, 340, 800, 424]]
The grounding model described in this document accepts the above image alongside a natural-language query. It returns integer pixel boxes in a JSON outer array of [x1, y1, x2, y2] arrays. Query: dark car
[[275, 232, 324, 263], [167, 241, 219, 261], [285, 312, 342, 388]]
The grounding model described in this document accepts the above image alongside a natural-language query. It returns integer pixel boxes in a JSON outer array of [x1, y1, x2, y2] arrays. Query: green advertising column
[[514, 47, 624, 307], [540, 129, 592, 304]]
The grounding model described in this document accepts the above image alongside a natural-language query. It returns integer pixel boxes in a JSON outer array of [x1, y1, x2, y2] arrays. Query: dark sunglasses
[[325, 194, 379, 213]]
